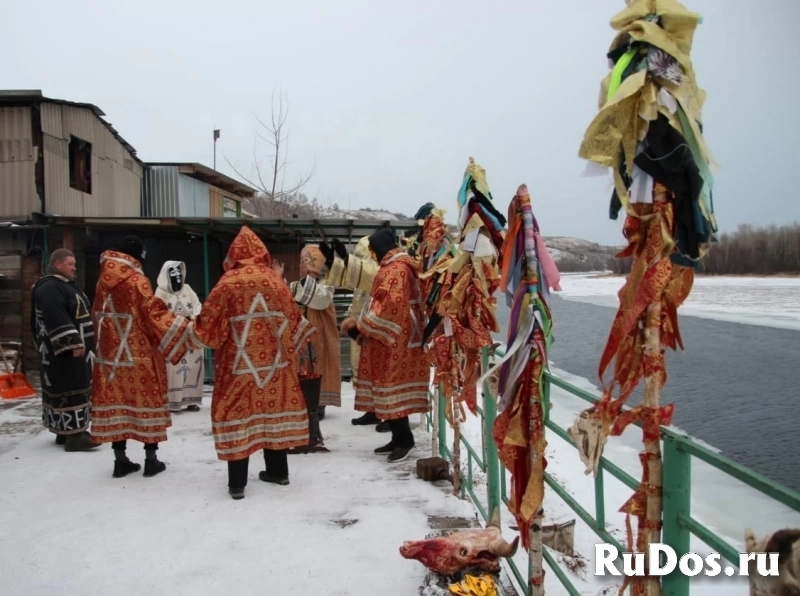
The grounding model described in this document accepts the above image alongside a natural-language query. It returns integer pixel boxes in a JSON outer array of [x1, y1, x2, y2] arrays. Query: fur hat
[[368, 228, 397, 262]]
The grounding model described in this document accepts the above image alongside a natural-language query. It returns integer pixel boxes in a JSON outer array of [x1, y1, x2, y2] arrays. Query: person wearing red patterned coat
[[340, 228, 430, 463], [190, 226, 316, 500], [91, 237, 194, 479]]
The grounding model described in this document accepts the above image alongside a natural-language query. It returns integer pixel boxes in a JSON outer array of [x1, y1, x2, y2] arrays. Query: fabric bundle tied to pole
[[420, 158, 504, 422], [572, 2, 718, 592], [489, 186, 560, 563]]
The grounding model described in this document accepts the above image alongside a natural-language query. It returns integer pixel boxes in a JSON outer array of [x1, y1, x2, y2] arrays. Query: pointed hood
[[223, 226, 271, 271], [157, 260, 187, 293], [353, 236, 373, 260], [97, 250, 145, 290]]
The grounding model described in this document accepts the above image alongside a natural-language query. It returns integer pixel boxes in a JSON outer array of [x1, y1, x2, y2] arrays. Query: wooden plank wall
[[209, 189, 223, 217], [0, 253, 22, 341]]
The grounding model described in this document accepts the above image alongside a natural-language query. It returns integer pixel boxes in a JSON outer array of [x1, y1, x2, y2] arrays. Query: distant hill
[[317, 205, 413, 222], [312, 201, 619, 271], [543, 236, 620, 272]]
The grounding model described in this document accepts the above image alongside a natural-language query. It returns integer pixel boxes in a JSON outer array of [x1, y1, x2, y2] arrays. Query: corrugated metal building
[[0, 90, 144, 220], [141, 163, 256, 218]]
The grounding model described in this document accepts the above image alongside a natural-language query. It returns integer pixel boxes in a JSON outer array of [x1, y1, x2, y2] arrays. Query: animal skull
[[744, 527, 800, 596], [399, 509, 520, 576]]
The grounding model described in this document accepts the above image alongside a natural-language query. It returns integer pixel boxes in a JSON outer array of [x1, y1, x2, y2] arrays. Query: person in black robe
[[31, 248, 99, 451]]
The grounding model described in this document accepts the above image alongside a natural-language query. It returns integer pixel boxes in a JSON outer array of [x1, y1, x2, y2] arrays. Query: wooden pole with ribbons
[[480, 185, 561, 596], [417, 158, 505, 498], [569, 2, 718, 593]]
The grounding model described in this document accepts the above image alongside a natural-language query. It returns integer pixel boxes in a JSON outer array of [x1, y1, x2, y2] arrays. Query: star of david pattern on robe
[[191, 226, 315, 461], [90, 250, 194, 444]]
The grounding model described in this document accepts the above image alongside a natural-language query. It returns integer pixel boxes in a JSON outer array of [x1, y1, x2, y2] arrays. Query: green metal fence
[[424, 346, 800, 595]]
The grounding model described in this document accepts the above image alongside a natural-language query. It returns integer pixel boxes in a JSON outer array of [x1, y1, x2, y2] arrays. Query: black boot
[[375, 421, 391, 433], [374, 441, 395, 455], [352, 412, 379, 426], [143, 443, 166, 477], [111, 441, 141, 478], [289, 407, 329, 454], [386, 417, 415, 463], [298, 374, 328, 453], [55, 434, 67, 445], [308, 408, 330, 453], [113, 459, 142, 477], [228, 457, 248, 500], [65, 432, 101, 452], [259, 449, 289, 485]]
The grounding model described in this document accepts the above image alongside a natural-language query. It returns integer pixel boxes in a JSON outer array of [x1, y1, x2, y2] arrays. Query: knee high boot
[[308, 408, 330, 453], [291, 374, 329, 454]]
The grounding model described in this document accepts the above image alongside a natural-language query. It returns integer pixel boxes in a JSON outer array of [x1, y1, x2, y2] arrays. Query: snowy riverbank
[[555, 272, 800, 331]]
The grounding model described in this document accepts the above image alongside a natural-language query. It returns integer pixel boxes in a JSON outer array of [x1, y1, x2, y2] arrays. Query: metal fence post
[[202, 228, 213, 383], [542, 374, 551, 422], [662, 436, 691, 596], [482, 347, 501, 520], [437, 383, 447, 459]]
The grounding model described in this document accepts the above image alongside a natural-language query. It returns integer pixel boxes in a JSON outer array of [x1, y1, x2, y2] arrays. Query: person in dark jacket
[[31, 248, 99, 452]]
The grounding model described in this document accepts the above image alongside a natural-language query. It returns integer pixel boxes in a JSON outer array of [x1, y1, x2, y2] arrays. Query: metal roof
[[36, 215, 420, 243], [0, 90, 143, 166], [145, 163, 259, 198]]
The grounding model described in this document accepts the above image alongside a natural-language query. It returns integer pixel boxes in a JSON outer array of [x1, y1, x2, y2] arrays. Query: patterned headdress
[[300, 244, 324, 278]]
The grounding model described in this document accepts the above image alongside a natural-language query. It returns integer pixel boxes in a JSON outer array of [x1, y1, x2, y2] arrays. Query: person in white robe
[[155, 260, 205, 412]]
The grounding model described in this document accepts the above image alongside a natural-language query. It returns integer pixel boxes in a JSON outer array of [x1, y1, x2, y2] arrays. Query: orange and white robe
[[353, 248, 430, 420], [191, 226, 315, 461], [91, 251, 194, 444]]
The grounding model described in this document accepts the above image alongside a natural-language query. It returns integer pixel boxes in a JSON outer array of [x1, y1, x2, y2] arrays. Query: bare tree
[[226, 87, 316, 217], [604, 222, 800, 276]]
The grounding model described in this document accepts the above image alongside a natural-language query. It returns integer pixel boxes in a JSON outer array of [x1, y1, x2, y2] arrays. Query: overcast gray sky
[[4, 0, 799, 245]]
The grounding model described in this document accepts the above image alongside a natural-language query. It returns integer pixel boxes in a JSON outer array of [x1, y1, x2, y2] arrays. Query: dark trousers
[[112, 440, 158, 452], [388, 416, 414, 449], [227, 449, 288, 489]]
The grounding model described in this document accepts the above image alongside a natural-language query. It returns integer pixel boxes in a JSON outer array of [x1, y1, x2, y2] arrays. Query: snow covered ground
[[0, 385, 477, 596], [556, 272, 800, 331], [3, 271, 799, 595]]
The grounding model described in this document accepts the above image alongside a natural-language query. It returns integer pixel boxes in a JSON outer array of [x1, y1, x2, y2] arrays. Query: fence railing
[[424, 346, 800, 596]]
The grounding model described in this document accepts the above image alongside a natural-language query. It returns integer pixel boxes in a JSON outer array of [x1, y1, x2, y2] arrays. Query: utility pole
[[213, 129, 220, 170]]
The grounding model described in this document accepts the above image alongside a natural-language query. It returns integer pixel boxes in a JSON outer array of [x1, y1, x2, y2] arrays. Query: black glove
[[347, 325, 361, 341], [421, 312, 442, 345], [319, 241, 335, 269], [332, 239, 349, 266]]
